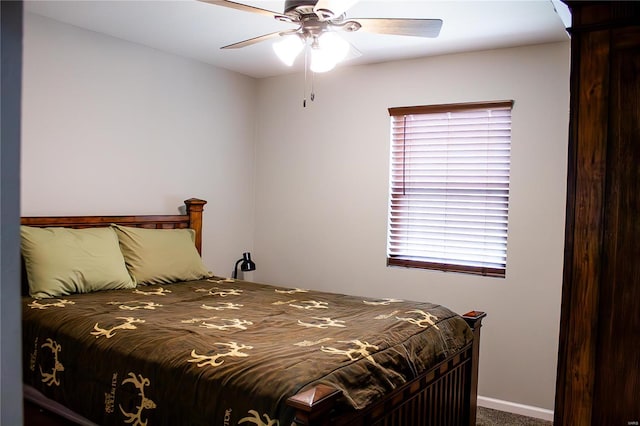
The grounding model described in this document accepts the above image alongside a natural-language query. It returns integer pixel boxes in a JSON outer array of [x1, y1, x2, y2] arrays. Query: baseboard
[[478, 396, 554, 421]]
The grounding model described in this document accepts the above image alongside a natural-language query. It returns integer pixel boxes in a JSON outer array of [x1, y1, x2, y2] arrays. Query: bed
[[21, 198, 486, 426]]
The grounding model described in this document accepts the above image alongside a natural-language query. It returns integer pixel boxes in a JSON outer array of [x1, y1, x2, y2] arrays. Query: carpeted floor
[[477, 407, 553, 426]]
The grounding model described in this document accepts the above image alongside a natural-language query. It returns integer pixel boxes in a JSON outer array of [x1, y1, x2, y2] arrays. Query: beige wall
[[21, 14, 257, 276], [253, 42, 570, 411]]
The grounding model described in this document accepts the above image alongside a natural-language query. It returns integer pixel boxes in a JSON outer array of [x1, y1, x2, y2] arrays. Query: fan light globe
[[310, 48, 337, 73], [310, 32, 349, 73], [273, 35, 304, 66], [318, 32, 349, 62]]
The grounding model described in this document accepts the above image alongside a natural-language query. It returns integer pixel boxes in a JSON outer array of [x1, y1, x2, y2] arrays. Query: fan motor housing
[[284, 0, 317, 14]]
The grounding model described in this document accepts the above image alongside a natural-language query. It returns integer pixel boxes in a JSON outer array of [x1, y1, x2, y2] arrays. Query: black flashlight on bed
[[232, 252, 256, 279]]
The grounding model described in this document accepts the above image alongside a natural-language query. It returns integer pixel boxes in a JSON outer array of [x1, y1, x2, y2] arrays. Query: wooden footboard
[[287, 311, 486, 426]]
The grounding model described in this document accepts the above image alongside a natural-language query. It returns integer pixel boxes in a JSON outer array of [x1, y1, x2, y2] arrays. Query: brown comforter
[[22, 279, 472, 425]]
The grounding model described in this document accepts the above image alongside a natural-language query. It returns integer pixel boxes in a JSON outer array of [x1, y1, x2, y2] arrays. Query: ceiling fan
[[202, 0, 443, 73]]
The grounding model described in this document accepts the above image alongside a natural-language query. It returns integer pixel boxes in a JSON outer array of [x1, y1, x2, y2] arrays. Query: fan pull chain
[[311, 71, 315, 102], [302, 45, 316, 107], [303, 47, 308, 107]]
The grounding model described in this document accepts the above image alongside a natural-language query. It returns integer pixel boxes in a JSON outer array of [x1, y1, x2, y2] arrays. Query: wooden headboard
[[20, 198, 207, 254]]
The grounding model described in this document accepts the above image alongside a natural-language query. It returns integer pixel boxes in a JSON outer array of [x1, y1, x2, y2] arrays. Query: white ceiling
[[25, 0, 570, 79]]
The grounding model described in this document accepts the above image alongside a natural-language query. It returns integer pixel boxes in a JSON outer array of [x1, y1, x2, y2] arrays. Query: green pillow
[[112, 225, 211, 285], [21, 226, 136, 299]]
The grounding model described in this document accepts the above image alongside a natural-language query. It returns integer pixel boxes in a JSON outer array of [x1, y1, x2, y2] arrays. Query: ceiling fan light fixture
[[273, 34, 304, 66]]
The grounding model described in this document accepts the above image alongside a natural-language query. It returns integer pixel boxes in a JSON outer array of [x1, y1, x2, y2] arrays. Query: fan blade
[[199, 0, 280, 19], [354, 18, 443, 38], [221, 31, 282, 49], [314, 0, 359, 20]]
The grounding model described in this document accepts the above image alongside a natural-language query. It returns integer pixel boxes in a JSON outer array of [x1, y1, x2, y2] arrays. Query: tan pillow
[[21, 226, 136, 299], [112, 225, 211, 285]]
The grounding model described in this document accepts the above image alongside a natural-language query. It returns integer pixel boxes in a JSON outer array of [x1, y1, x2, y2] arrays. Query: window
[[387, 101, 513, 278]]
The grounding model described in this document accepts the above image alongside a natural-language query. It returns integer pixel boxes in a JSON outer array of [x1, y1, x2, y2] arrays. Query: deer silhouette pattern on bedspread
[[23, 279, 472, 425]]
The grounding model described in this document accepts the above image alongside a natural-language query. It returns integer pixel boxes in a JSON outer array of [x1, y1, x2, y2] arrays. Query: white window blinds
[[387, 101, 513, 277]]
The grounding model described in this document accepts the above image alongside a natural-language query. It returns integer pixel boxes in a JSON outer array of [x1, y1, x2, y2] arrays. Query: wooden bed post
[[462, 311, 487, 426], [184, 198, 207, 255], [287, 385, 342, 426]]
